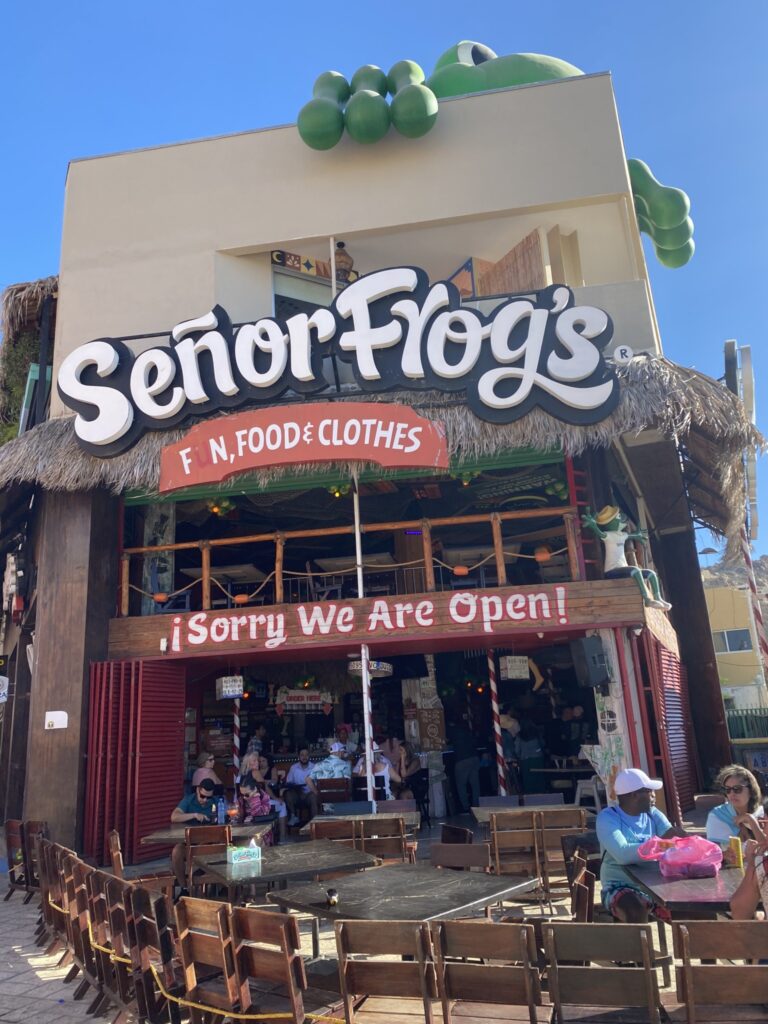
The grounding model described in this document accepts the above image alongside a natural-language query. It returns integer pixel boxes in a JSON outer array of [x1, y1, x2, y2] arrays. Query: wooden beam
[[421, 520, 435, 592], [563, 514, 582, 582], [120, 553, 130, 617], [201, 542, 211, 611], [274, 533, 285, 604], [491, 514, 507, 586]]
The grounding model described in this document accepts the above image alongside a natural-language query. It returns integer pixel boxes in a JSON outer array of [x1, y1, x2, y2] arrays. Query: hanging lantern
[[207, 496, 234, 517], [334, 241, 354, 282], [153, 592, 169, 604], [233, 593, 250, 606], [453, 565, 470, 577], [534, 544, 552, 563]]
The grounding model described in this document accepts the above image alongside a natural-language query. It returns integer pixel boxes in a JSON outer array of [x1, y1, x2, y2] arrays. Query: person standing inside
[[449, 715, 480, 813], [284, 747, 317, 824], [596, 768, 687, 922]]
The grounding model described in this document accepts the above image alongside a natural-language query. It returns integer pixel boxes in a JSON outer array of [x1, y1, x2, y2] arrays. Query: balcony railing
[[726, 707, 768, 741], [119, 504, 583, 617]]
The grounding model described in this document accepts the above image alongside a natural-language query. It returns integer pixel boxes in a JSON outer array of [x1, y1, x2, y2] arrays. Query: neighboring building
[[703, 585, 767, 708], [0, 44, 761, 858]]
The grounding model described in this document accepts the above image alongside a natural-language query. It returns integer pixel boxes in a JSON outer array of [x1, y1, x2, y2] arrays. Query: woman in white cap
[[595, 767, 687, 923], [353, 742, 402, 799]]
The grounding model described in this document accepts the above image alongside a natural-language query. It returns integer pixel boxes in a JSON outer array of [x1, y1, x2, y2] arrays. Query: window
[[712, 628, 753, 653]]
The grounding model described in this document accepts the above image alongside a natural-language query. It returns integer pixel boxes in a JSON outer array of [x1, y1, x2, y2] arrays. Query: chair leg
[[63, 963, 80, 983], [656, 918, 671, 988], [312, 917, 321, 959], [72, 977, 92, 1000]]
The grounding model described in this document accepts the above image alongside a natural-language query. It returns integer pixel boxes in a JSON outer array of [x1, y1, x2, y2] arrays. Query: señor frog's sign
[[57, 269, 619, 457]]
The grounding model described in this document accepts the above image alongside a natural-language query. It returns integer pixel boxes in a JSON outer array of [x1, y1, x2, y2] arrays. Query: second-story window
[[712, 628, 753, 653]]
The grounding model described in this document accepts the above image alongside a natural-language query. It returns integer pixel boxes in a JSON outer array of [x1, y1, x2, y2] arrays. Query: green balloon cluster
[[628, 159, 695, 268], [297, 60, 438, 150]]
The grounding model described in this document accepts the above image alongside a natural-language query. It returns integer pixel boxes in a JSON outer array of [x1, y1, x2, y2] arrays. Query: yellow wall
[[704, 587, 763, 688], [51, 73, 659, 416]]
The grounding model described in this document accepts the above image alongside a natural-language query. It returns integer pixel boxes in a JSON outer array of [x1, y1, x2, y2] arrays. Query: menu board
[[417, 708, 446, 751]]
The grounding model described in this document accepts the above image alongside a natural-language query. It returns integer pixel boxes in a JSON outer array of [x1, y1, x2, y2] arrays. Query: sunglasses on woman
[[723, 784, 745, 795]]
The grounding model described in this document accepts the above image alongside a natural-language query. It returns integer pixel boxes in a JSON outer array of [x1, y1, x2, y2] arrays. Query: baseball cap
[[614, 768, 663, 795], [196, 778, 216, 793], [329, 741, 345, 754]]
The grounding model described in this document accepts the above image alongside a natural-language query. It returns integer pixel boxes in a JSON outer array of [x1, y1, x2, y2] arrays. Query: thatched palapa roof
[[0, 355, 761, 548]]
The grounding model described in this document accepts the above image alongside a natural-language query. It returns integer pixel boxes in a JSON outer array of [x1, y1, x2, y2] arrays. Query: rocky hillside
[[702, 554, 768, 623]]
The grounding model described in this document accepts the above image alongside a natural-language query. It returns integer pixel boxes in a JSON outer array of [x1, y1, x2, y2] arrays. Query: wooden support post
[[120, 554, 130, 617], [201, 543, 211, 610], [275, 533, 285, 604], [564, 514, 582, 582], [491, 513, 507, 586], [421, 520, 435, 592]]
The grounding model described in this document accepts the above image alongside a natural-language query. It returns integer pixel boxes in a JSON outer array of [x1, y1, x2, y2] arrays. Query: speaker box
[[570, 636, 610, 688]]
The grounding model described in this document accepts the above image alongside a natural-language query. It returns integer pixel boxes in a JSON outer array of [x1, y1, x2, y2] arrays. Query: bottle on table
[[216, 797, 226, 825]]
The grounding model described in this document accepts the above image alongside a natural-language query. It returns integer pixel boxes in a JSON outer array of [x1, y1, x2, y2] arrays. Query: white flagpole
[[352, 468, 376, 804]]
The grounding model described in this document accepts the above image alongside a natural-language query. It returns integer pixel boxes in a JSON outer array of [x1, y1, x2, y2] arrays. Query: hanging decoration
[[207, 496, 235, 517], [348, 658, 393, 678], [275, 685, 333, 716]]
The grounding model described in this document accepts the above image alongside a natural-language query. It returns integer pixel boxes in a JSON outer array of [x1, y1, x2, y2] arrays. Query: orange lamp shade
[[153, 592, 169, 604], [233, 593, 250, 606], [453, 564, 470, 577], [534, 545, 552, 564]]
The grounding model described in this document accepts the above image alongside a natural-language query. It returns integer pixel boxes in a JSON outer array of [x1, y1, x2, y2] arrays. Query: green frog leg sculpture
[[582, 507, 672, 611], [297, 41, 694, 268]]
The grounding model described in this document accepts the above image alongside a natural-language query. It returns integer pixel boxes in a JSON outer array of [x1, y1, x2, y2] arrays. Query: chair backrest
[[325, 800, 374, 816], [335, 919, 436, 1024], [430, 843, 492, 872], [67, 856, 101, 984], [86, 867, 122, 993], [522, 793, 565, 806], [490, 813, 539, 877], [360, 835, 408, 861], [570, 869, 596, 923], [22, 819, 48, 890], [125, 883, 179, 1024], [231, 906, 307, 1024], [184, 824, 231, 847], [4, 819, 26, 891], [316, 777, 352, 803], [431, 920, 541, 1017], [108, 829, 125, 879], [478, 795, 521, 808], [358, 817, 405, 838], [104, 873, 138, 1009], [545, 922, 661, 1020], [175, 896, 247, 1009], [672, 921, 768, 1008], [384, 799, 417, 813], [440, 823, 473, 845], [310, 819, 358, 846], [538, 807, 588, 829], [560, 829, 600, 887]]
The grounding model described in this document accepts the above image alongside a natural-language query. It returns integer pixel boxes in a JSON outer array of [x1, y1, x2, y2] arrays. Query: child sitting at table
[[239, 773, 275, 846]]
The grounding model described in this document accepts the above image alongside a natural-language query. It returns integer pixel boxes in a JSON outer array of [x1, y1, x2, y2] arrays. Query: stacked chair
[[310, 815, 413, 863]]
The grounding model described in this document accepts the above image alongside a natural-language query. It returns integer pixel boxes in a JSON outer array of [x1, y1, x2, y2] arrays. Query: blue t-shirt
[[176, 792, 217, 822], [596, 804, 672, 888]]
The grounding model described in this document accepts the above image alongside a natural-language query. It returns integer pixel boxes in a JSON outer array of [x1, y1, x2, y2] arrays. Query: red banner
[[159, 402, 448, 493]]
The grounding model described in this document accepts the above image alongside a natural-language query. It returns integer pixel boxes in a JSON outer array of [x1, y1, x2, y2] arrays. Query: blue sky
[[2, 1, 766, 551]]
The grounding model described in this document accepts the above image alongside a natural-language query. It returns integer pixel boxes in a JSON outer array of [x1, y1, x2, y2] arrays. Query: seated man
[[596, 767, 686, 922], [305, 741, 351, 810], [283, 747, 318, 825], [169, 777, 217, 887]]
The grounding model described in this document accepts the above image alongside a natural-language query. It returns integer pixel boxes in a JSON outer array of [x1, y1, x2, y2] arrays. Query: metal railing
[[726, 707, 768, 740]]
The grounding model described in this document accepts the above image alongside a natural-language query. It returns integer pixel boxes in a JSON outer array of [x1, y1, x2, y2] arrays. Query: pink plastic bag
[[638, 835, 722, 879]]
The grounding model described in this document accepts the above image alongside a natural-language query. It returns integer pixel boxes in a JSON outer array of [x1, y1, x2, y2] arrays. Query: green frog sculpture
[[582, 505, 671, 610], [297, 41, 694, 268]]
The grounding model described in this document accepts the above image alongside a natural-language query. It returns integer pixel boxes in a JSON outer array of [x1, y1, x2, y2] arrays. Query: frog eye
[[456, 41, 497, 66]]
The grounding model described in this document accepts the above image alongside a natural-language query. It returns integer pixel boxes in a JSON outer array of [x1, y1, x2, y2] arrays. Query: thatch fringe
[[0, 276, 58, 347], [0, 355, 761, 546]]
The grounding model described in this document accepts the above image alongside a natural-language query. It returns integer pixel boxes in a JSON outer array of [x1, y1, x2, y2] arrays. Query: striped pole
[[741, 523, 768, 669], [487, 648, 507, 796], [233, 697, 241, 778]]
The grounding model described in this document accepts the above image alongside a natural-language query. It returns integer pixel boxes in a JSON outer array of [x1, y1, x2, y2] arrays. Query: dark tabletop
[[194, 838, 378, 884], [140, 823, 272, 846], [267, 863, 538, 921], [298, 811, 420, 835], [626, 862, 743, 914]]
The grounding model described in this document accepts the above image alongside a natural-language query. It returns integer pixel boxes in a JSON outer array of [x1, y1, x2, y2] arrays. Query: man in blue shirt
[[596, 767, 687, 922]]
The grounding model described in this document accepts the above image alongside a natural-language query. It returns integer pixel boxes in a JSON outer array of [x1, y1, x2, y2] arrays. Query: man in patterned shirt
[[305, 741, 351, 806]]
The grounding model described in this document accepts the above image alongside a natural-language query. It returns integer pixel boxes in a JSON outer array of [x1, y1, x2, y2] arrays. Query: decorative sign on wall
[[57, 269, 618, 456], [274, 686, 333, 716], [215, 675, 245, 700], [500, 655, 531, 680], [159, 402, 448, 492], [417, 707, 446, 751]]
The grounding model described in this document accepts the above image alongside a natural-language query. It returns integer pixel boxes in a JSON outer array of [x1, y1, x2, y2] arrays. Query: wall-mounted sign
[[417, 707, 446, 751], [500, 655, 530, 680], [215, 674, 245, 700], [159, 402, 448, 493], [58, 269, 618, 457], [45, 710, 68, 730], [274, 686, 333, 716]]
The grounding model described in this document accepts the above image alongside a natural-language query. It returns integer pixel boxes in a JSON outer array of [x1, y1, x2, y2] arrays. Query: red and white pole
[[741, 523, 768, 668], [487, 648, 507, 796], [233, 697, 241, 777]]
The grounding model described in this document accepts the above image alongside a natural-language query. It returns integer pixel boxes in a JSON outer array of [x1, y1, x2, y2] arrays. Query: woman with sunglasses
[[706, 764, 765, 854]]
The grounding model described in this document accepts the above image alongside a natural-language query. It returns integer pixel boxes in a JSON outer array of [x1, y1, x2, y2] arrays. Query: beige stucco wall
[[52, 72, 657, 416], [705, 587, 764, 689]]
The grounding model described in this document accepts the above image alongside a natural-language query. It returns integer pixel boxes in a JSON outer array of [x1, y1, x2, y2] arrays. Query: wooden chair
[[310, 818, 358, 847], [62, 853, 108, 1012], [673, 920, 768, 1024], [536, 808, 587, 903], [108, 829, 176, 896], [317, 777, 353, 805], [183, 824, 231, 895], [104, 873, 141, 1024], [4, 820, 29, 901], [86, 867, 129, 1018], [560, 829, 601, 888], [21, 819, 48, 899], [36, 836, 66, 950], [430, 843, 492, 872], [431, 919, 542, 1024], [489, 811, 541, 878], [231, 905, 308, 1024], [359, 816, 409, 862], [545, 921, 663, 1024], [175, 896, 249, 1021], [440, 823, 473, 845], [125, 883, 184, 1024], [335, 919, 437, 1024]]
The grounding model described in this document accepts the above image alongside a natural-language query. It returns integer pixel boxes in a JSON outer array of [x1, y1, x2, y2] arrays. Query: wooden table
[[299, 811, 420, 836], [626, 862, 743, 915], [140, 823, 272, 846], [194, 838, 377, 886], [268, 863, 538, 956], [471, 804, 592, 824]]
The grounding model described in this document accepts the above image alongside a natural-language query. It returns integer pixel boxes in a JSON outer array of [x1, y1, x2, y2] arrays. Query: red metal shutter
[[130, 661, 187, 863], [85, 659, 186, 864]]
